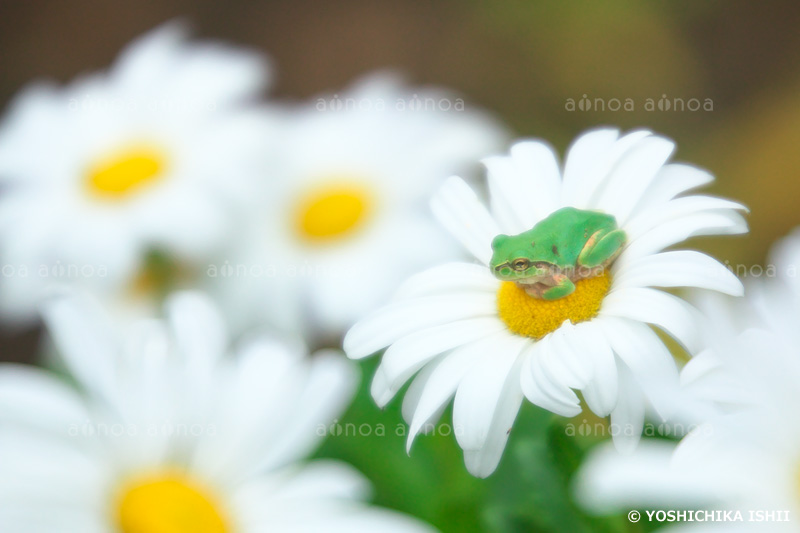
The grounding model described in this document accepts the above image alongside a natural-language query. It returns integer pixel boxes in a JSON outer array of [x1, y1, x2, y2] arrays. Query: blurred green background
[[1, 0, 799, 531]]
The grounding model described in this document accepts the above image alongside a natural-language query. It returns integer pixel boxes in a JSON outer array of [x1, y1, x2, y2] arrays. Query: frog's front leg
[[538, 274, 575, 300], [578, 229, 627, 270]]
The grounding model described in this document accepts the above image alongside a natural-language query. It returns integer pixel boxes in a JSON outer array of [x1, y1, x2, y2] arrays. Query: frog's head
[[489, 234, 552, 282]]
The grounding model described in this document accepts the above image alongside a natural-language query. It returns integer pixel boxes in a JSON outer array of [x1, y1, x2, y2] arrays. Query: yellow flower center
[[116, 473, 228, 533], [294, 182, 372, 242], [497, 271, 611, 339], [86, 147, 166, 199]]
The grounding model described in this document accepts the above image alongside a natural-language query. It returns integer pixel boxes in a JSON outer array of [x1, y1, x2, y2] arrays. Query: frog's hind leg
[[578, 229, 627, 270]]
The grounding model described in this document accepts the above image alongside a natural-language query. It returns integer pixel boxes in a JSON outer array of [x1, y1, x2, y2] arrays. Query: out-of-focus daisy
[[0, 22, 274, 325], [575, 236, 800, 532], [345, 128, 747, 477], [577, 337, 800, 533], [215, 72, 507, 338], [669, 228, 800, 426], [0, 291, 435, 533]]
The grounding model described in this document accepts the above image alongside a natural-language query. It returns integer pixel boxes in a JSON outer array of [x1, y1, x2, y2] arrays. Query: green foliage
[[314, 357, 487, 532], [314, 358, 648, 533]]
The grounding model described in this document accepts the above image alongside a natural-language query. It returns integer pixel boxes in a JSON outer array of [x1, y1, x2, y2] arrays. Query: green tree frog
[[489, 207, 626, 300]]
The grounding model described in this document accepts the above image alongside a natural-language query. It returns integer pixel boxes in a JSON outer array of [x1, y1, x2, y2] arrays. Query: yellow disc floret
[[116, 473, 228, 533], [86, 147, 165, 199], [497, 271, 611, 339], [294, 182, 372, 242]]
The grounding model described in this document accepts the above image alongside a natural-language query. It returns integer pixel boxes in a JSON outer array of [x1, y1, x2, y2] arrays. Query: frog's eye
[[512, 258, 530, 271]]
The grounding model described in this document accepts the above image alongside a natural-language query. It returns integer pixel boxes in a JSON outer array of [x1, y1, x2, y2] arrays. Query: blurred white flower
[[669, 227, 800, 426], [0, 291, 435, 533], [0, 22, 275, 325], [575, 233, 800, 532], [215, 72, 507, 338], [345, 128, 747, 477]]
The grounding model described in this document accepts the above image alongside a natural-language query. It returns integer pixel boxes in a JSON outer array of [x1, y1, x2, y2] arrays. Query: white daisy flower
[[0, 22, 274, 325], [344, 128, 747, 477], [575, 238, 800, 532], [669, 228, 800, 427], [0, 291, 435, 533], [215, 72, 507, 338]]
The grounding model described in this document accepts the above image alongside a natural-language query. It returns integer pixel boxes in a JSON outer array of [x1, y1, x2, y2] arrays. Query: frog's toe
[[541, 280, 576, 300]]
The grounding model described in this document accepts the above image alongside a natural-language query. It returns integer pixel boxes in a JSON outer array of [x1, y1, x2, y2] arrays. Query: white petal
[[165, 292, 228, 392], [570, 320, 618, 416], [400, 360, 447, 433], [629, 163, 714, 216], [543, 321, 593, 389], [431, 176, 500, 265], [234, 462, 436, 532], [393, 262, 497, 300], [276, 460, 371, 502], [0, 365, 88, 431], [110, 21, 187, 93], [40, 293, 120, 402], [624, 195, 748, 241], [372, 317, 507, 407], [166, 291, 227, 359], [601, 287, 701, 353], [116, 320, 176, 442], [609, 362, 645, 453], [453, 336, 525, 452], [485, 154, 529, 233], [621, 211, 747, 263], [0, 511, 107, 533], [190, 341, 302, 479], [520, 340, 582, 417], [463, 375, 524, 478], [613, 250, 743, 296], [160, 38, 268, 108], [510, 140, 562, 219], [484, 140, 561, 232], [269, 508, 437, 533], [601, 317, 678, 420], [111, 21, 267, 106], [0, 83, 64, 181], [343, 292, 496, 359], [591, 135, 675, 224], [562, 129, 653, 208], [560, 128, 620, 205], [679, 348, 721, 386], [254, 350, 358, 472], [673, 350, 731, 425], [575, 440, 720, 513], [406, 333, 507, 451], [0, 427, 106, 504]]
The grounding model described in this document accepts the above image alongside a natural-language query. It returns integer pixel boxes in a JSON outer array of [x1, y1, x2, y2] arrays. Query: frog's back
[[552, 206, 616, 231], [523, 207, 617, 265]]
